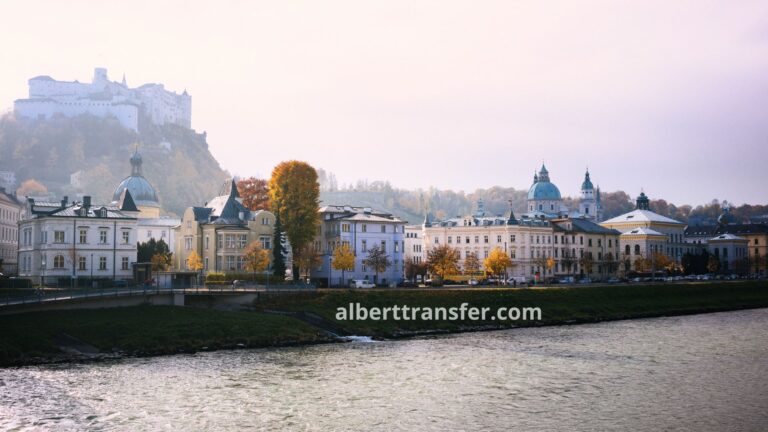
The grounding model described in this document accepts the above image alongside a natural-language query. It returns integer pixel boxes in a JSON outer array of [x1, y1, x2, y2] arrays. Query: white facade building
[[312, 205, 406, 287], [18, 195, 138, 285], [14, 68, 191, 131], [0, 187, 22, 275], [404, 225, 424, 264]]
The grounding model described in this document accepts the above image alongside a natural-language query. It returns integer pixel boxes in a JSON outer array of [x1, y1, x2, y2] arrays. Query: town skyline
[[1, 1, 767, 206]]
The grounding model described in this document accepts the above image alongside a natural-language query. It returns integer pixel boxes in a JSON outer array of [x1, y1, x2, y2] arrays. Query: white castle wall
[[14, 68, 191, 131]]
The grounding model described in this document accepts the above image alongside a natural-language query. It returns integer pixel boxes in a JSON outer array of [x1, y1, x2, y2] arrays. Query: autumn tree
[[362, 245, 391, 285], [138, 239, 171, 263], [427, 244, 460, 280], [16, 179, 47, 197], [484, 247, 513, 282], [237, 177, 270, 210], [463, 252, 480, 277], [186, 250, 203, 271], [269, 161, 321, 278], [244, 241, 270, 281], [151, 253, 171, 282], [579, 253, 594, 276], [332, 243, 356, 286], [295, 244, 322, 282], [404, 257, 428, 282]]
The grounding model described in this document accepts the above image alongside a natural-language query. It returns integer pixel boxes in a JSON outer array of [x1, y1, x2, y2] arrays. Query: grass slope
[[256, 281, 768, 337], [0, 306, 326, 367]]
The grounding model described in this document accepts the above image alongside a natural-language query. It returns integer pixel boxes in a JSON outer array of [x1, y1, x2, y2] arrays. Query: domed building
[[112, 149, 161, 218], [525, 164, 568, 219]]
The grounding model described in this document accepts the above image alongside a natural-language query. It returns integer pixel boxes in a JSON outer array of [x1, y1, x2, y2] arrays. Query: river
[[2, 309, 767, 431]]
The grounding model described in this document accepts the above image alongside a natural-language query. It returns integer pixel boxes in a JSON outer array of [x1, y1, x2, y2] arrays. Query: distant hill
[[0, 113, 229, 216]]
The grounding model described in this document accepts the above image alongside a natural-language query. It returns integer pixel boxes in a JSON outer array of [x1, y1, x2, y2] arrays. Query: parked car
[[468, 279, 479, 285], [350, 279, 375, 289]]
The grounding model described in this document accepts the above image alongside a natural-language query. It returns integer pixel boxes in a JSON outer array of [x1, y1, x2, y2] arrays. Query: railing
[[0, 283, 317, 308]]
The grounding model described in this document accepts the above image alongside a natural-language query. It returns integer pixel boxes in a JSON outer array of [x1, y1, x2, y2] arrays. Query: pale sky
[[1, 1, 767, 205]]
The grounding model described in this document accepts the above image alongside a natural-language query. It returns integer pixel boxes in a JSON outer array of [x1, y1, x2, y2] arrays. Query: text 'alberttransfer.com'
[[336, 303, 542, 321]]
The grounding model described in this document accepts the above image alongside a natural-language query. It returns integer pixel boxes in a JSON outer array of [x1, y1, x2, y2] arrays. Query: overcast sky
[[1, 1, 767, 205]]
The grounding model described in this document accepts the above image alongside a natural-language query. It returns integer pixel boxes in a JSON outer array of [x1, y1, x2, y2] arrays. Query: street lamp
[[90, 253, 94, 287], [327, 254, 333, 288]]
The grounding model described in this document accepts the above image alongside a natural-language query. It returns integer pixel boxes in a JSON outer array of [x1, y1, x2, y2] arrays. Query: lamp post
[[327, 254, 333, 288], [90, 253, 94, 288]]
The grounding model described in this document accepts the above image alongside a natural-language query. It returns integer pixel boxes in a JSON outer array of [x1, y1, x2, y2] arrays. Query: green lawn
[[256, 281, 768, 337], [0, 306, 327, 367]]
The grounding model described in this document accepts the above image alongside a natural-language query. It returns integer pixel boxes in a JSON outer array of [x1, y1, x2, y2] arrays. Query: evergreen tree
[[271, 211, 287, 278]]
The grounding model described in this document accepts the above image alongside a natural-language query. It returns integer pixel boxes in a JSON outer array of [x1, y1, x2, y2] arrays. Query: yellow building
[[173, 180, 274, 274]]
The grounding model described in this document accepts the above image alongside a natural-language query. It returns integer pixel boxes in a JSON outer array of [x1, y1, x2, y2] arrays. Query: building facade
[[14, 68, 191, 131], [404, 225, 425, 264], [0, 187, 23, 275], [601, 192, 695, 273], [173, 180, 275, 274], [312, 205, 406, 287], [17, 195, 138, 285]]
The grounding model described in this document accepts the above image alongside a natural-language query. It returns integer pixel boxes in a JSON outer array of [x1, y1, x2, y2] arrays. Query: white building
[[708, 234, 749, 273], [312, 205, 406, 287], [14, 68, 191, 131], [404, 224, 424, 264], [18, 195, 138, 285], [0, 187, 22, 275]]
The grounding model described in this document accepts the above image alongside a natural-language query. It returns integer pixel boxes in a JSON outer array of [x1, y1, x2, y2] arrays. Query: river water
[[2, 309, 768, 431]]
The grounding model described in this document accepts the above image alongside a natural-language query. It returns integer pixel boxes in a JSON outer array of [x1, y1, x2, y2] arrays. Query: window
[[54, 255, 65, 268], [262, 217, 270, 225], [225, 234, 236, 249], [205, 236, 209, 250], [434, 237, 439, 244], [100, 230, 108, 244], [342, 223, 350, 233], [465, 237, 470, 244], [99, 256, 107, 270], [588, 239, 593, 247], [381, 240, 386, 252], [227, 255, 235, 270], [625, 245, 630, 256], [122, 230, 130, 244], [204, 257, 209, 271], [362, 240, 368, 252], [260, 236, 271, 250], [536, 236, 540, 244], [121, 257, 129, 270], [484, 235, 488, 244], [634, 245, 640, 255], [448, 236, 452, 244], [510, 235, 516, 242], [217, 234, 223, 248], [78, 256, 87, 271], [474, 236, 479, 243], [238, 234, 248, 248], [79, 229, 87, 244], [580, 236, 584, 245], [511, 249, 516, 259], [54, 231, 65, 243], [185, 236, 193, 250], [608, 239, 612, 248], [394, 242, 400, 252], [381, 225, 386, 233], [497, 235, 502, 243], [362, 224, 367, 233]]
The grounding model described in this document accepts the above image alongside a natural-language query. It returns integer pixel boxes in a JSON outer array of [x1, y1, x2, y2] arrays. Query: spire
[[538, 163, 550, 182], [229, 178, 239, 198], [122, 73, 127, 86], [506, 200, 519, 225], [130, 146, 143, 176], [581, 169, 594, 191], [423, 212, 432, 228], [533, 171, 539, 184]]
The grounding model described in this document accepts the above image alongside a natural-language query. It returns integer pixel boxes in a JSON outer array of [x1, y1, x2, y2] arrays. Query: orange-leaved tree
[[332, 243, 355, 286], [269, 161, 320, 278], [484, 247, 512, 282], [237, 177, 270, 211]]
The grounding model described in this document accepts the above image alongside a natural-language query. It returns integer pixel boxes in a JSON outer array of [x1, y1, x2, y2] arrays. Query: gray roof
[[554, 218, 620, 235]]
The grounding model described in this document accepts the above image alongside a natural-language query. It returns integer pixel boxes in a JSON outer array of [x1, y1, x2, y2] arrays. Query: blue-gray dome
[[527, 181, 561, 200], [581, 170, 594, 190], [112, 149, 159, 207]]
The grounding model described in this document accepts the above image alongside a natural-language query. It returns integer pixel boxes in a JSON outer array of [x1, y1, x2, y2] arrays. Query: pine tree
[[271, 211, 287, 278]]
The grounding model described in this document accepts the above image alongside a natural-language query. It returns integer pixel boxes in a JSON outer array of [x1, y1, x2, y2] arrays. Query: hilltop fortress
[[14, 68, 191, 132]]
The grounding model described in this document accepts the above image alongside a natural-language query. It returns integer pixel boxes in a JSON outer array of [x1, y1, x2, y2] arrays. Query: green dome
[[581, 170, 594, 190], [527, 181, 561, 200]]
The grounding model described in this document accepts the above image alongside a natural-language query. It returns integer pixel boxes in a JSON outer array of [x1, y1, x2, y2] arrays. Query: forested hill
[[0, 114, 229, 216]]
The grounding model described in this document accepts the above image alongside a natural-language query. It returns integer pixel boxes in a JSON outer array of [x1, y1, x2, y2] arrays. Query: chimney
[[61, 196, 68, 208], [83, 196, 91, 211]]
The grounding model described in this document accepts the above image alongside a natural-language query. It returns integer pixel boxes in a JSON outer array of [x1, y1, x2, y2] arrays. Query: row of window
[[185, 235, 272, 251], [0, 207, 19, 222], [325, 239, 403, 254], [22, 228, 131, 246], [339, 223, 404, 234], [19, 255, 131, 272], [0, 226, 16, 242]]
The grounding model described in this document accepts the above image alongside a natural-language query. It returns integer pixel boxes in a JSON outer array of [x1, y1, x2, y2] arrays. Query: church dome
[[581, 170, 594, 190], [527, 181, 562, 200], [527, 164, 561, 200], [112, 149, 159, 208]]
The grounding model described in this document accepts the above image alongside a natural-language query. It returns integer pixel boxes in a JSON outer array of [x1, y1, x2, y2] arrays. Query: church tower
[[578, 169, 598, 220]]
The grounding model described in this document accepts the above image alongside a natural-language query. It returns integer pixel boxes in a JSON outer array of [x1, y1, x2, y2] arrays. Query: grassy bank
[[0, 306, 329, 367], [256, 281, 768, 337]]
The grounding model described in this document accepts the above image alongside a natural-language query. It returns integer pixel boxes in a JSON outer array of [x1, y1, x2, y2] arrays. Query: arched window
[[634, 245, 640, 255], [54, 255, 65, 268]]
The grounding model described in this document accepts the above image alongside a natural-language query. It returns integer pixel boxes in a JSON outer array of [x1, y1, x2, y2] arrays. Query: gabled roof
[[710, 233, 748, 242], [602, 209, 683, 225], [621, 227, 665, 237], [553, 218, 620, 235]]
